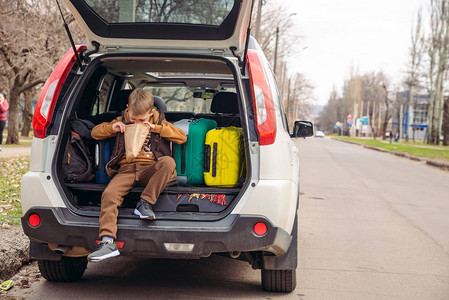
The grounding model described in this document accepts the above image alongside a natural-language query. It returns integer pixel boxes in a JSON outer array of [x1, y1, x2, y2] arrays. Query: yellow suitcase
[[204, 127, 244, 187]]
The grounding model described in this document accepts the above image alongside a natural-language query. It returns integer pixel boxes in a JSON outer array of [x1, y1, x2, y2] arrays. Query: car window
[[84, 0, 235, 26], [266, 69, 288, 132], [143, 86, 209, 113], [91, 73, 114, 115], [144, 86, 236, 114]]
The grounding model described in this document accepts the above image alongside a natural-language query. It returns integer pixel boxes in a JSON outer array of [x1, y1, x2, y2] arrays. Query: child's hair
[[128, 88, 154, 115]]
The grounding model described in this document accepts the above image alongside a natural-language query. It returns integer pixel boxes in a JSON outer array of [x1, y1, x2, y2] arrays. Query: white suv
[[20, 0, 313, 292]]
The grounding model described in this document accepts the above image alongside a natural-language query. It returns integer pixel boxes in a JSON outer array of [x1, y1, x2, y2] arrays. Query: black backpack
[[62, 120, 95, 183]]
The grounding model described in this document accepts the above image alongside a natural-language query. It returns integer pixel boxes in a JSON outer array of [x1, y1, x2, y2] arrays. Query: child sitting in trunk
[[88, 88, 186, 262]]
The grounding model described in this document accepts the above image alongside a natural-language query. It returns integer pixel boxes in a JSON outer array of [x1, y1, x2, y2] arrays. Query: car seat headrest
[[110, 90, 133, 112], [153, 95, 167, 113], [211, 92, 239, 114]]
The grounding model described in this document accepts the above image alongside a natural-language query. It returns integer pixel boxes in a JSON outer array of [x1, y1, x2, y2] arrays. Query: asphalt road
[[7, 137, 449, 299], [297, 137, 449, 299]]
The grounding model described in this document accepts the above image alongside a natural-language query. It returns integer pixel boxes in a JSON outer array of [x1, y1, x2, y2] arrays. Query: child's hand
[[112, 121, 126, 133], [144, 121, 156, 132]]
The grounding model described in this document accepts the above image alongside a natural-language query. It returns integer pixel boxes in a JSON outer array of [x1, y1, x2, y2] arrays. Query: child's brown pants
[[98, 156, 175, 239]]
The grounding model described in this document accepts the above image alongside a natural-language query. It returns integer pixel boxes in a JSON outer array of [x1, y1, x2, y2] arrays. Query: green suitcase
[[173, 118, 217, 185]]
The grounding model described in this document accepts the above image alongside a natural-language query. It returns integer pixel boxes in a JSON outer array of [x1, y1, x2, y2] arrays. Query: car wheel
[[261, 269, 296, 292], [261, 209, 298, 292], [38, 256, 87, 282]]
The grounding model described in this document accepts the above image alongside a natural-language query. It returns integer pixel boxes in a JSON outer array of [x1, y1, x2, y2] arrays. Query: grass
[[1, 133, 33, 147], [0, 157, 30, 226], [2, 140, 33, 147], [332, 136, 449, 162]]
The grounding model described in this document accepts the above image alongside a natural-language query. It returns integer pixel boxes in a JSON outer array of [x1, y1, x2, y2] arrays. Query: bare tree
[[404, 9, 425, 142], [317, 83, 357, 135], [251, 2, 313, 127], [343, 70, 362, 137], [21, 89, 34, 137], [434, 0, 449, 144], [254, 2, 301, 79], [444, 97, 449, 145], [0, 0, 83, 144], [381, 80, 394, 140], [317, 87, 343, 133], [361, 72, 386, 139], [424, 0, 449, 145], [286, 73, 314, 124]]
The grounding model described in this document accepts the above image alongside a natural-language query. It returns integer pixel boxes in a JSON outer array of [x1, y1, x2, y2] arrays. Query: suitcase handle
[[204, 143, 218, 177], [212, 142, 217, 177], [204, 144, 211, 173], [180, 143, 186, 174], [95, 143, 100, 169]]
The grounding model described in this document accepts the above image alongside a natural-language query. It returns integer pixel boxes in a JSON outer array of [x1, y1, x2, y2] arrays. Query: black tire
[[38, 256, 88, 282], [261, 269, 296, 292]]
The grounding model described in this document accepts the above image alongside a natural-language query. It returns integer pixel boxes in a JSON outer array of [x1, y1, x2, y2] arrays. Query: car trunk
[[56, 53, 250, 220]]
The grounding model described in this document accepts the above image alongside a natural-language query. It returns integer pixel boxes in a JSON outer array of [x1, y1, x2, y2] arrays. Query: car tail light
[[247, 49, 277, 145], [28, 213, 41, 227], [254, 222, 267, 236], [32, 45, 87, 139]]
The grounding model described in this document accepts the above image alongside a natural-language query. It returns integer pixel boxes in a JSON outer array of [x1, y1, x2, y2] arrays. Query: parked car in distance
[[315, 130, 325, 138]]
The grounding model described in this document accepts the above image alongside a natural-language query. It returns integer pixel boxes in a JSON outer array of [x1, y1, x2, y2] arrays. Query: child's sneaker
[[88, 238, 119, 262], [134, 199, 156, 219]]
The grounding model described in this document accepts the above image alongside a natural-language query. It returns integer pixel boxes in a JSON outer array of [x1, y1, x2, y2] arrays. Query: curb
[[425, 159, 449, 170], [332, 138, 449, 171]]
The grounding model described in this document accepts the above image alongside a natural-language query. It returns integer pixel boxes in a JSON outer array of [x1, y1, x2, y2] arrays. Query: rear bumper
[[21, 207, 292, 259]]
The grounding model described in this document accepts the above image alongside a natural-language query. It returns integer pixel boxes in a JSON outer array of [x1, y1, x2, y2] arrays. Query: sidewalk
[[333, 138, 449, 171], [0, 146, 31, 158]]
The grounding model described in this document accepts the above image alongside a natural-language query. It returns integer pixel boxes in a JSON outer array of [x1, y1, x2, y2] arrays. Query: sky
[[281, 0, 425, 105]]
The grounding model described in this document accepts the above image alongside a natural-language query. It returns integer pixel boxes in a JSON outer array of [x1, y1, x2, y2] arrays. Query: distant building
[[396, 91, 430, 141]]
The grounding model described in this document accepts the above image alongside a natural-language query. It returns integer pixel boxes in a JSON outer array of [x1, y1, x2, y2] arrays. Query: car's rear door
[[62, 0, 253, 57]]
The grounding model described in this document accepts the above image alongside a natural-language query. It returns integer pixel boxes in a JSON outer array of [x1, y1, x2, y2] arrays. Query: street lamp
[[273, 12, 296, 74], [283, 46, 307, 123]]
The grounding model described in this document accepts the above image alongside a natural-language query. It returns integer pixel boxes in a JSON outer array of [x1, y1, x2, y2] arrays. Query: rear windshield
[[84, 0, 235, 26], [144, 86, 236, 113]]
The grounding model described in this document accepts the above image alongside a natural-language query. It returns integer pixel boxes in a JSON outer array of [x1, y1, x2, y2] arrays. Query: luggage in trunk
[[94, 137, 115, 184], [173, 118, 217, 185], [204, 127, 244, 187]]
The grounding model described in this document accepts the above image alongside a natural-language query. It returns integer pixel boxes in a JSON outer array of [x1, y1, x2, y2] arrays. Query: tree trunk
[[6, 87, 21, 145], [443, 97, 449, 146], [406, 89, 413, 142], [426, 13, 437, 144], [437, 97, 445, 144], [382, 105, 390, 141], [21, 90, 34, 137], [427, 90, 435, 144], [381, 86, 390, 140], [370, 101, 376, 139]]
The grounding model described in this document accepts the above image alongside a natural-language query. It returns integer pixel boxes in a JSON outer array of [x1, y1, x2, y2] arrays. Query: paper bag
[[124, 123, 150, 162]]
